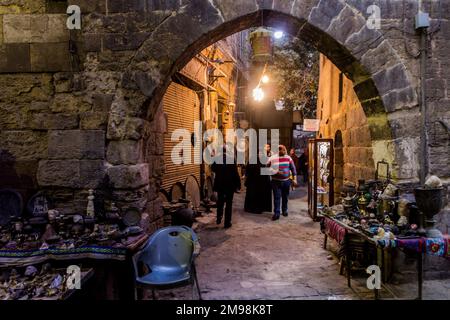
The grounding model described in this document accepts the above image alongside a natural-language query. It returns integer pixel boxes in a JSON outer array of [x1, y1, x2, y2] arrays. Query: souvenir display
[[105, 202, 121, 221], [320, 173, 446, 241], [27, 192, 50, 217], [308, 139, 334, 220], [0, 189, 144, 251], [0, 263, 88, 300]]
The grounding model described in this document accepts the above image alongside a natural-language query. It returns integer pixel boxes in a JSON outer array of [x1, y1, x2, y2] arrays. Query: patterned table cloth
[[378, 236, 450, 258], [0, 246, 128, 267], [322, 216, 450, 259], [320, 216, 347, 245], [0, 234, 148, 267]]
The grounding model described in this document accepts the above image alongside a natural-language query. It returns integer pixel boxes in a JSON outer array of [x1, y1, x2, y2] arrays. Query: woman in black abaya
[[244, 160, 272, 214]]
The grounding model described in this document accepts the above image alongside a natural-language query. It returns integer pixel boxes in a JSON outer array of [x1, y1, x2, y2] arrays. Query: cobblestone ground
[[155, 186, 450, 300]]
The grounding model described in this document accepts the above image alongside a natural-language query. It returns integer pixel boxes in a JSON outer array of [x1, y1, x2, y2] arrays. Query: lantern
[[249, 27, 273, 63]]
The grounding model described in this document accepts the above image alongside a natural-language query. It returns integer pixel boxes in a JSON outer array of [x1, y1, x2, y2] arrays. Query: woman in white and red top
[[267, 145, 298, 220]]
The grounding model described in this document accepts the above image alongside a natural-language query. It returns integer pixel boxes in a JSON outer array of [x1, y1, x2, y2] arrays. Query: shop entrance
[[148, 6, 410, 214], [107, 5, 419, 300]]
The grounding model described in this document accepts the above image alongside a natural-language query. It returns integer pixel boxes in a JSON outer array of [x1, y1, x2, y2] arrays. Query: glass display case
[[308, 139, 334, 220]]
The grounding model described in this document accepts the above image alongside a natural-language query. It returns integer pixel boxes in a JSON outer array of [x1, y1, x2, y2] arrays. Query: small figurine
[[32, 195, 49, 216], [397, 216, 408, 227], [24, 266, 38, 279], [384, 215, 394, 225], [382, 184, 398, 197], [9, 269, 19, 280], [375, 227, 385, 239], [361, 219, 368, 229], [47, 209, 59, 222], [86, 189, 95, 218], [49, 274, 63, 289], [106, 202, 121, 221], [14, 221, 23, 233], [41, 224, 59, 243], [73, 215, 84, 224]]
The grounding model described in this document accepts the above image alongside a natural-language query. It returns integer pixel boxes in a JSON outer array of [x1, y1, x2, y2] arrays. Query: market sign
[[303, 119, 320, 132]]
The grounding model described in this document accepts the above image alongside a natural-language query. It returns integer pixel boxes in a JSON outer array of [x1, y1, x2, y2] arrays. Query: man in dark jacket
[[211, 146, 241, 229]]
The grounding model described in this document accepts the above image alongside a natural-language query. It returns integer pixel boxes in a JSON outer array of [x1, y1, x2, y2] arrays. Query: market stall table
[[321, 214, 450, 299], [31, 268, 94, 301], [320, 214, 381, 296], [377, 235, 450, 299], [0, 233, 149, 299]]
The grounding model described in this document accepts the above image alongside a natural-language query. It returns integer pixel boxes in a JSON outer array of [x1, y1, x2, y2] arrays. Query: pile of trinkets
[[321, 176, 444, 241], [162, 198, 196, 227], [0, 189, 144, 251], [162, 197, 218, 227], [0, 263, 77, 300]]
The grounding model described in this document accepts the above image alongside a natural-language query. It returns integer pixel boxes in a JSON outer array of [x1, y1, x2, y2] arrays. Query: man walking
[[267, 145, 298, 221], [211, 145, 241, 228]]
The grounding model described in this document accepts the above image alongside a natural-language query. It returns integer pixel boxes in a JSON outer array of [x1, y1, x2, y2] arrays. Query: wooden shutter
[[162, 82, 201, 194]]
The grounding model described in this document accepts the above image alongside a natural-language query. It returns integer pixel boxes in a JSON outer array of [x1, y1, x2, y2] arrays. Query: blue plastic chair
[[133, 226, 202, 300]]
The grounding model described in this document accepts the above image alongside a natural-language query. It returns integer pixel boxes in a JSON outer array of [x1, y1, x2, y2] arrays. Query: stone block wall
[[318, 54, 376, 187], [0, 1, 166, 227]]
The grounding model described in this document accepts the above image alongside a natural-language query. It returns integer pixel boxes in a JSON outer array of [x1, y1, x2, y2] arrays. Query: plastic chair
[[133, 226, 202, 300]]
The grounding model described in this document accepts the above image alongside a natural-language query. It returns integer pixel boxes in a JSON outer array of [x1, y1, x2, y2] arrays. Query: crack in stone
[[208, 0, 225, 22]]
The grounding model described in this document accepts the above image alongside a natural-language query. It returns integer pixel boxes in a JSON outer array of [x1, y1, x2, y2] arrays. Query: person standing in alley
[[211, 145, 241, 229], [267, 145, 298, 221], [289, 148, 300, 190], [298, 148, 309, 184], [244, 150, 272, 214], [264, 144, 272, 158]]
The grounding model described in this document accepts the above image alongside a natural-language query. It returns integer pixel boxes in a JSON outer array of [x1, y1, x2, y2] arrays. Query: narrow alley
[[159, 186, 375, 300], [158, 186, 450, 301]]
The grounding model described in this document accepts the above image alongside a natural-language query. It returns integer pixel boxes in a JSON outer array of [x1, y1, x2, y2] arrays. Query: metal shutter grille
[[162, 82, 201, 193]]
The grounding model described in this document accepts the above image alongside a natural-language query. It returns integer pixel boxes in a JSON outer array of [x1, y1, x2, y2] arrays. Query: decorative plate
[[0, 189, 23, 226], [122, 207, 141, 227], [185, 175, 200, 209], [27, 191, 51, 217]]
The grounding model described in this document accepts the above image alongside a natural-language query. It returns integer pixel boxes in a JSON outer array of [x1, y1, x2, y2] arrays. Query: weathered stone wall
[[0, 0, 449, 230], [317, 54, 376, 187]]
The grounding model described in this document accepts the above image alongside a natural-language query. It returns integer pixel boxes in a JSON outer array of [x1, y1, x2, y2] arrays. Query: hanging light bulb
[[274, 31, 284, 39], [261, 75, 269, 84], [253, 86, 265, 102]]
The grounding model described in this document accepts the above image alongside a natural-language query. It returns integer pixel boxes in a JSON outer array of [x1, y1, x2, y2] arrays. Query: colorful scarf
[[322, 217, 346, 245]]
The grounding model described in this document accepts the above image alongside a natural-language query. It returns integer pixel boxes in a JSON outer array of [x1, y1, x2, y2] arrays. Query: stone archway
[[82, 0, 420, 219]]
